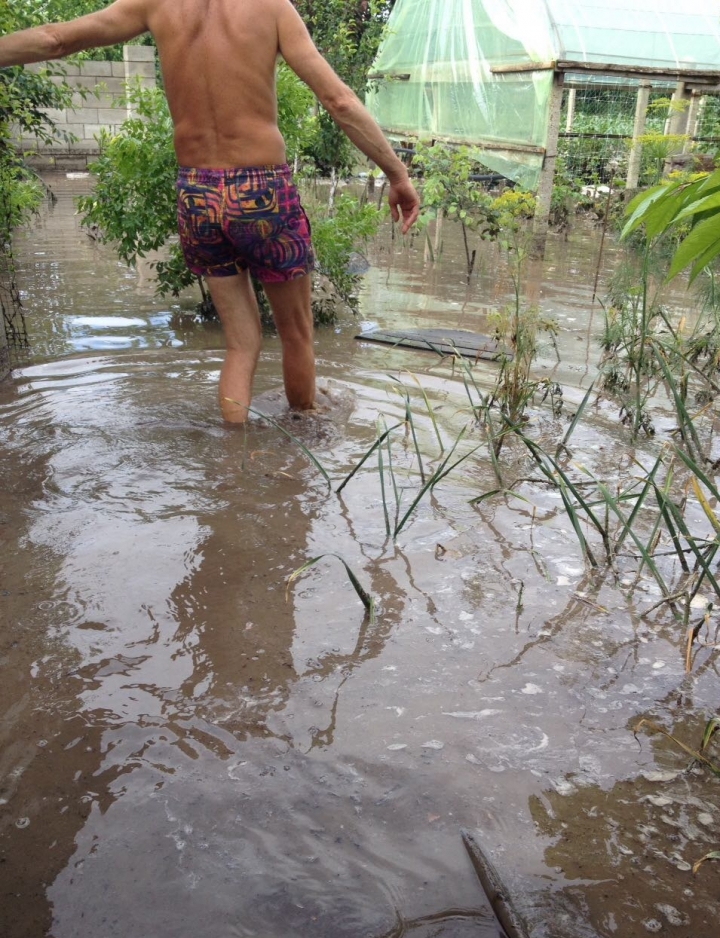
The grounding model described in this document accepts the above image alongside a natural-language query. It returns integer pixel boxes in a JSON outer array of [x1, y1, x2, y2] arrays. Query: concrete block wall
[[13, 45, 157, 170]]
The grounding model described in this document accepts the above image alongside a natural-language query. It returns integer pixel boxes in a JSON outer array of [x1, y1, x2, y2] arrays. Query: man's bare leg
[[206, 271, 262, 423], [262, 275, 316, 411]]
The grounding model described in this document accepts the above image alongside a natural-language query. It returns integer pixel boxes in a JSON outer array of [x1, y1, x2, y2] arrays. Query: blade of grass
[[557, 379, 596, 456], [674, 446, 720, 502], [394, 429, 480, 537], [597, 480, 671, 596], [336, 421, 403, 494], [653, 486, 720, 597], [469, 489, 501, 507], [507, 428, 599, 564], [688, 543, 720, 605], [612, 453, 665, 556], [484, 411, 506, 487], [701, 717, 720, 752], [691, 477, 720, 537], [510, 426, 609, 550], [652, 346, 704, 459], [376, 417, 391, 538], [392, 379, 426, 483], [658, 492, 691, 574], [245, 405, 332, 489], [286, 552, 376, 624], [401, 370, 445, 454], [384, 418, 401, 526]]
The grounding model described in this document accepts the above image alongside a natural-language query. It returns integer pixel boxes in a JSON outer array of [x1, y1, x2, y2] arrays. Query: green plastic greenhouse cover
[[366, 0, 720, 188]]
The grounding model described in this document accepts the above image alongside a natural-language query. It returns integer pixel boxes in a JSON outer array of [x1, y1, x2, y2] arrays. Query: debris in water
[[641, 770, 682, 783], [442, 709, 502, 720], [641, 794, 673, 808], [550, 778, 576, 795], [421, 740, 444, 750], [462, 829, 531, 938], [655, 904, 689, 926]]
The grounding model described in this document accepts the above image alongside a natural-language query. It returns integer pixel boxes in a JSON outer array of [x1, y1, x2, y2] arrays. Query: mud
[[0, 174, 718, 938]]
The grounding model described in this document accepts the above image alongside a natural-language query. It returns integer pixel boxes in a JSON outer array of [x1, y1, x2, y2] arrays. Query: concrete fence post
[[663, 81, 692, 176], [532, 71, 565, 257], [123, 45, 157, 116], [626, 82, 652, 191]]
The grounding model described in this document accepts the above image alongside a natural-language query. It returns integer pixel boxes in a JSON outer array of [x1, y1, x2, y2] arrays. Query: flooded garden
[[0, 171, 718, 938]]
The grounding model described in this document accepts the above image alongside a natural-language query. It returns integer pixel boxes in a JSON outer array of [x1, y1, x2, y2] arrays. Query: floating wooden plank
[[355, 327, 509, 362]]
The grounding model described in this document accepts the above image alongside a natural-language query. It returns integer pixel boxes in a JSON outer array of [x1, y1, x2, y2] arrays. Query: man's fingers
[[400, 201, 420, 234]]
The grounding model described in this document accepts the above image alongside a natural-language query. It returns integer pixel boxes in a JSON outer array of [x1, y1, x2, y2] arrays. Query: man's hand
[[388, 176, 420, 235]]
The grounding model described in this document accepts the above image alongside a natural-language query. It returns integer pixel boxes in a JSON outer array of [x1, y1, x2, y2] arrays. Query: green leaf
[[701, 717, 720, 753], [672, 189, 720, 227], [667, 214, 720, 280], [621, 183, 676, 239]]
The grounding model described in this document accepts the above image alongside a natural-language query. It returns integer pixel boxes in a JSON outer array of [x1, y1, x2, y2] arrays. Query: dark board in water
[[355, 328, 509, 361]]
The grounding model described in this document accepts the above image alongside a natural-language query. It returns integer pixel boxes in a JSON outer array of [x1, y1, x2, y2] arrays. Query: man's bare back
[[148, 0, 289, 168]]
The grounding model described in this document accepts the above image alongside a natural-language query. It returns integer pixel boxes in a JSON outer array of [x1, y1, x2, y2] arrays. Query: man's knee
[[276, 308, 313, 344], [264, 277, 314, 343]]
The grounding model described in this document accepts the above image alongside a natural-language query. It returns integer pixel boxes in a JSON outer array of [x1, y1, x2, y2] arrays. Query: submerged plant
[[412, 141, 500, 278], [487, 229, 559, 444], [634, 717, 720, 778]]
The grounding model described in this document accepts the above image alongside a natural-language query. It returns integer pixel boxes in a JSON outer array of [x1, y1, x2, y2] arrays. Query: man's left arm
[[0, 0, 149, 68]]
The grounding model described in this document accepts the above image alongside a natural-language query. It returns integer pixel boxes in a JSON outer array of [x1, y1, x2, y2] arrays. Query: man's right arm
[[0, 0, 148, 67], [276, 0, 419, 233]]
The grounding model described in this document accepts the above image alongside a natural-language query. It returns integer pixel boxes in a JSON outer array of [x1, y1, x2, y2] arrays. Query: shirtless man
[[0, 0, 420, 422]]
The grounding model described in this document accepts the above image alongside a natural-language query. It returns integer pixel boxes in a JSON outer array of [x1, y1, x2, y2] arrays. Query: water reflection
[[527, 715, 720, 938]]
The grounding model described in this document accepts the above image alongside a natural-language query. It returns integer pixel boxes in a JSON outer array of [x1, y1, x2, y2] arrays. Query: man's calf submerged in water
[[0, 0, 420, 423]]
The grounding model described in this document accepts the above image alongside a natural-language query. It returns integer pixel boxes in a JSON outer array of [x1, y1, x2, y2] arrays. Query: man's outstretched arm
[[276, 0, 420, 233], [0, 0, 149, 68]]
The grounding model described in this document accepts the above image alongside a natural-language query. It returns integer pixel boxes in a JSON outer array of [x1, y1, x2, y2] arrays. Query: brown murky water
[[1, 175, 719, 938]]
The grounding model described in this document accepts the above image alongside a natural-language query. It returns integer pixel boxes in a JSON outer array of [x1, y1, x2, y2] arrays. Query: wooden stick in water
[[461, 829, 531, 938]]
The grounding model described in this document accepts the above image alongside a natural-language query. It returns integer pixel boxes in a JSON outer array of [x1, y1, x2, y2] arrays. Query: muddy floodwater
[[1, 175, 719, 938]]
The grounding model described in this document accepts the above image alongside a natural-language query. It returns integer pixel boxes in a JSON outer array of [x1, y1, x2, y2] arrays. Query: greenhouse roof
[[542, 0, 720, 74], [366, 0, 720, 188]]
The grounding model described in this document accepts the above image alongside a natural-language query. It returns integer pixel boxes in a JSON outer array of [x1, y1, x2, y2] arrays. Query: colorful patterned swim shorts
[[176, 164, 315, 282]]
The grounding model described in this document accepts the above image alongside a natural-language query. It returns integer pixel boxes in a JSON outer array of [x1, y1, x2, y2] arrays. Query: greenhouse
[[368, 0, 720, 233]]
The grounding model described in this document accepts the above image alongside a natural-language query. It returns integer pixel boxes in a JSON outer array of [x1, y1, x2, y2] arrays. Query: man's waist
[[178, 164, 293, 187]]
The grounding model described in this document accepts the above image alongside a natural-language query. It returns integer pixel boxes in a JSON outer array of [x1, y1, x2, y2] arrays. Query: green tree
[[1, 0, 77, 350], [293, 0, 394, 176], [1, 0, 74, 238]]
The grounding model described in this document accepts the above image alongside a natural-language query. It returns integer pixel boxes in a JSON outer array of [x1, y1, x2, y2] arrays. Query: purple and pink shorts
[[176, 164, 315, 282]]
